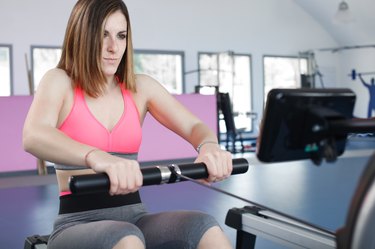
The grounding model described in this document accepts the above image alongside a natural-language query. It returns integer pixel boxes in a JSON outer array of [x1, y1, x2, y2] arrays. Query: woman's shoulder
[[35, 68, 73, 98], [43, 68, 71, 82], [135, 73, 156, 85], [134, 74, 166, 93]]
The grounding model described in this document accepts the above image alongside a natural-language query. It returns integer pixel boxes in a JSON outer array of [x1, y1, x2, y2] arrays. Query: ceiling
[[293, 0, 375, 48]]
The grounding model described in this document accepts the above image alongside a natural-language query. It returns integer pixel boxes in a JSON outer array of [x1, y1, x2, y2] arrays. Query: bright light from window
[[134, 51, 184, 94], [0, 46, 11, 96], [264, 56, 308, 102], [199, 52, 253, 132], [32, 47, 62, 92]]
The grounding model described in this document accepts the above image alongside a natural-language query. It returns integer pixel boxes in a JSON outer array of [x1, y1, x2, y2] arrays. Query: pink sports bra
[[59, 85, 142, 154]]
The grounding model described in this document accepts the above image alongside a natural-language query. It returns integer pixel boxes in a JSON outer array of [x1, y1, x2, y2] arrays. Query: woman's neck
[[103, 75, 118, 93]]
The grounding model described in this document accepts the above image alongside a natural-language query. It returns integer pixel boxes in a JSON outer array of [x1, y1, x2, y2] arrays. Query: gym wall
[[0, 94, 217, 174], [0, 0, 373, 162]]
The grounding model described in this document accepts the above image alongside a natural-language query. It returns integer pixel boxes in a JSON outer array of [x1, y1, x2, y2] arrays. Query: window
[[134, 50, 185, 94], [30, 47, 185, 94], [0, 44, 12, 96], [31, 46, 62, 92], [263, 55, 308, 102], [198, 52, 253, 132]]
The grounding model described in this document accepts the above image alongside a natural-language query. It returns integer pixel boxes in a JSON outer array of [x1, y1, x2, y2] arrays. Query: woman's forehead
[[104, 10, 127, 31]]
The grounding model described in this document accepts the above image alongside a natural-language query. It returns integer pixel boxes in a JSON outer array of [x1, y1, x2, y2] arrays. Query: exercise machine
[[225, 88, 375, 249], [25, 88, 375, 249], [226, 153, 375, 249], [24, 158, 249, 249]]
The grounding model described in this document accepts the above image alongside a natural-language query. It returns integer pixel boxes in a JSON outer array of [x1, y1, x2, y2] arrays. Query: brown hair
[[58, 0, 136, 97]]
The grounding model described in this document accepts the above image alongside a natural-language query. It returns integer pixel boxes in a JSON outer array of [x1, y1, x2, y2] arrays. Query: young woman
[[23, 0, 233, 248]]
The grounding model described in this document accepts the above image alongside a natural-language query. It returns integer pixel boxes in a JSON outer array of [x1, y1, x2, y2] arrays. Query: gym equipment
[[336, 153, 375, 249], [226, 88, 375, 249], [217, 92, 245, 153], [257, 88, 375, 165], [349, 69, 375, 80], [24, 89, 375, 249], [24, 158, 249, 248], [24, 235, 49, 249], [226, 152, 375, 249]]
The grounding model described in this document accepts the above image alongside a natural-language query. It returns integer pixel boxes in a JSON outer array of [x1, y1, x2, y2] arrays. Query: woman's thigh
[[48, 220, 145, 249], [136, 210, 219, 249]]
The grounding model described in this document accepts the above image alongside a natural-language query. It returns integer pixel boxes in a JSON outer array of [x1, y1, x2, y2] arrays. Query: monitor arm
[[290, 107, 375, 165]]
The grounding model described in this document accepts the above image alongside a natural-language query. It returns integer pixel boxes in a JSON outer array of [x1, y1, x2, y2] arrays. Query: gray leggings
[[47, 203, 219, 249]]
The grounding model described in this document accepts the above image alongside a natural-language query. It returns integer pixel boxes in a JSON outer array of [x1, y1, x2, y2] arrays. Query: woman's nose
[[107, 37, 118, 52]]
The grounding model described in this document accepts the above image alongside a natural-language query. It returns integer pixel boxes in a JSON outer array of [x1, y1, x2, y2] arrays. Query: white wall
[[0, 0, 76, 93], [2, 0, 373, 119]]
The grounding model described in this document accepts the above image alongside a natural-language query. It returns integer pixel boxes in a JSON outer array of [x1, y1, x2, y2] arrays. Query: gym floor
[[1, 138, 374, 249]]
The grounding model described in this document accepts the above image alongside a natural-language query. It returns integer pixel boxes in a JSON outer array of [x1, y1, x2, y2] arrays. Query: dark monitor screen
[[256, 88, 356, 164]]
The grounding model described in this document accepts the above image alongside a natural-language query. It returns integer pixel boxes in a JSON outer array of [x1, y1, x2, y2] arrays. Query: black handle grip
[[69, 158, 249, 194], [176, 158, 249, 180]]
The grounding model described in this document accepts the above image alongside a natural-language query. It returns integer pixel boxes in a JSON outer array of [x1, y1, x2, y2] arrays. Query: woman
[[23, 0, 233, 248]]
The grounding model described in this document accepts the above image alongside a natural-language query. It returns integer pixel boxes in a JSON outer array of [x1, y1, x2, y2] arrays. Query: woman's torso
[[55, 76, 147, 192]]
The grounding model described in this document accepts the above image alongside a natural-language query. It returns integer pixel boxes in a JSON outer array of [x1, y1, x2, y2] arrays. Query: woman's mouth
[[103, 58, 118, 64]]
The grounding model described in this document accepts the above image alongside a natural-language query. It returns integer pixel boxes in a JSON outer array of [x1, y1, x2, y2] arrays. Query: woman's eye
[[118, 34, 127, 39]]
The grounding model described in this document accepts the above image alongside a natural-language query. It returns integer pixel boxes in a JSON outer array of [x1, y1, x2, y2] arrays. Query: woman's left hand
[[195, 143, 233, 184]]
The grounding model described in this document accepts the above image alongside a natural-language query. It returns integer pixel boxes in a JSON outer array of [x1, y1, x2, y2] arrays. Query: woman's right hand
[[85, 149, 143, 195]]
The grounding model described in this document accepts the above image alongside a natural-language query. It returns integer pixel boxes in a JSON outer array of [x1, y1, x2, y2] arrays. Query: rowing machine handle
[[69, 158, 249, 195]]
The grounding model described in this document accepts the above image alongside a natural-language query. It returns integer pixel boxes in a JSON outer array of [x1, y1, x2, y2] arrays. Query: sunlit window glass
[[31, 46, 62, 92], [198, 52, 253, 132], [134, 50, 184, 94], [263, 56, 308, 102], [0, 45, 12, 96]]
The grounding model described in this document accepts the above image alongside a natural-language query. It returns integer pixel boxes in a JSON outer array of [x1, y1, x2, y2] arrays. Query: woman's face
[[101, 10, 128, 78]]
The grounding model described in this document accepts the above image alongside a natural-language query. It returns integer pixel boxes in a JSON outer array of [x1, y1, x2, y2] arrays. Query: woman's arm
[[136, 74, 233, 182], [359, 74, 370, 88], [23, 69, 142, 194], [23, 69, 93, 166]]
